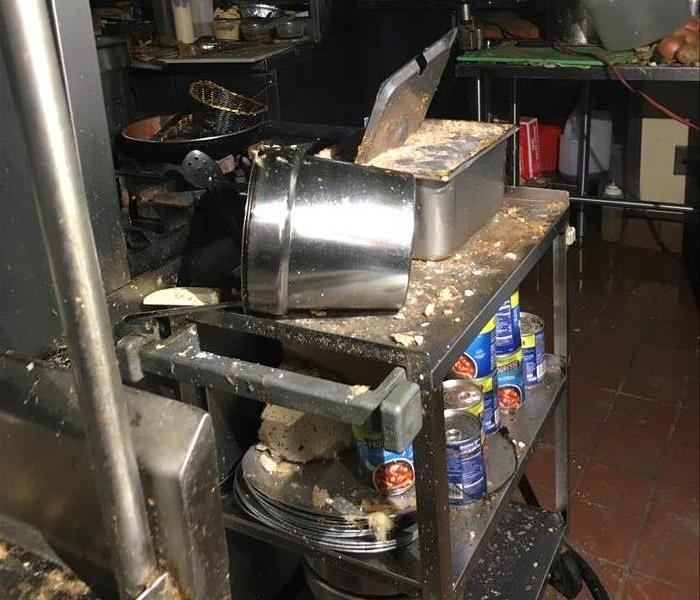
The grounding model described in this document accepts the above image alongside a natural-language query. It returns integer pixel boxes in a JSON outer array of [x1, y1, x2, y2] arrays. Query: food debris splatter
[[391, 332, 416, 346], [349, 385, 370, 396], [438, 285, 460, 302]]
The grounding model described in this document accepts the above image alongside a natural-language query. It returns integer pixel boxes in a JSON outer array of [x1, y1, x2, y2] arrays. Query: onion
[[684, 18, 699, 34], [677, 42, 700, 65], [686, 31, 699, 46], [657, 34, 685, 61]]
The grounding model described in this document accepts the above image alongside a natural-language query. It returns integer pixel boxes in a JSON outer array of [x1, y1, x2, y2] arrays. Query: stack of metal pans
[[234, 446, 418, 553]]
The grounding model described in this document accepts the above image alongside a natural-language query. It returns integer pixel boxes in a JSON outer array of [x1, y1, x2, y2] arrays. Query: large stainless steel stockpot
[[242, 146, 416, 315]]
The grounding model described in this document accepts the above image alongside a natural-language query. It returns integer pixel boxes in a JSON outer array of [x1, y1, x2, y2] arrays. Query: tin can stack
[[442, 289, 549, 509], [450, 316, 501, 435], [444, 410, 487, 506], [521, 312, 546, 387], [495, 290, 526, 413]]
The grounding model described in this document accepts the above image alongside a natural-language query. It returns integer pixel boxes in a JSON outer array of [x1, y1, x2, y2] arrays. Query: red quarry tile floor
[[521, 233, 699, 600]]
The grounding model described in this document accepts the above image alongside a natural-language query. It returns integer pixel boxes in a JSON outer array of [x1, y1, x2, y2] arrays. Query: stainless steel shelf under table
[[199, 185, 571, 600]]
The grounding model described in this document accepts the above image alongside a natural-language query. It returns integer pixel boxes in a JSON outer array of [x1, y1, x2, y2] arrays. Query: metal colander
[[189, 80, 268, 135]]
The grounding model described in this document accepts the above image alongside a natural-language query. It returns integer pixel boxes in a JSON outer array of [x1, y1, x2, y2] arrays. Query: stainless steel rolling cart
[[130, 186, 571, 600]]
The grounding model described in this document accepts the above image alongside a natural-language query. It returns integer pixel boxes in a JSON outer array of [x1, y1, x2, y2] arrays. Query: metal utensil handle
[[124, 328, 422, 452], [123, 299, 242, 323]]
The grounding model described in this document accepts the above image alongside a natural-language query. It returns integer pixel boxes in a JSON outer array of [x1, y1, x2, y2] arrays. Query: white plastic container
[[171, 0, 195, 43], [190, 0, 214, 37], [558, 109, 613, 182], [582, 0, 689, 51]]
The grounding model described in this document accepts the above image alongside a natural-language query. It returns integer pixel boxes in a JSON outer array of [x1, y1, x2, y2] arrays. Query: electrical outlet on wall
[[673, 145, 688, 175]]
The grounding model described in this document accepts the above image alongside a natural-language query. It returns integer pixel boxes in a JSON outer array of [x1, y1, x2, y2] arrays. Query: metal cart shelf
[[223, 355, 567, 597], [135, 185, 570, 600]]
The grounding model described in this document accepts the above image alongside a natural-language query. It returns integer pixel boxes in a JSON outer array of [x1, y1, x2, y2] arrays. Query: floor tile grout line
[[617, 397, 685, 596], [586, 551, 699, 597], [622, 568, 700, 595], [616, 389, 689, 406]]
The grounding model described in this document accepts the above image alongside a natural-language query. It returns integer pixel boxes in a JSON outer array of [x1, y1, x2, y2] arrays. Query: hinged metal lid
[[356, 28, 458, 165]]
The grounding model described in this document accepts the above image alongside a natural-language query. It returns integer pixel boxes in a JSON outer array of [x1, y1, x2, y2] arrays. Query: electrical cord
[[552, 42, 700, 131], [520, 474, 612, 599], [467, 20, 700, 131], [565, 545, 611, 600], [549, 41, 695, 258]]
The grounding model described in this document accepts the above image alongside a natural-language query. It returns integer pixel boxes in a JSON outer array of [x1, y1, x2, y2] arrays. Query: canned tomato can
[[521, 312, 545, 387], [443, 379, 484, 418], [444, 410, 487, 506], [352, 426, 415, 496], [452, 316, 496, 379], [443, 379, 485, 441], [495, 290, 521, 354], [495, 348, 525, 412], [471, 373, 500, 435]]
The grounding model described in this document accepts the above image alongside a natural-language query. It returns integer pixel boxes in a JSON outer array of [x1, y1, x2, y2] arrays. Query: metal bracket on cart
[[117, 327, 422, 452]]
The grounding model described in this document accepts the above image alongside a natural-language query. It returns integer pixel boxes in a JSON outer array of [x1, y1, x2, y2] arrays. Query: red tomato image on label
[[498, 385, 522, 410], [453, 355, 476, 378], [373, 459, 415, 495]]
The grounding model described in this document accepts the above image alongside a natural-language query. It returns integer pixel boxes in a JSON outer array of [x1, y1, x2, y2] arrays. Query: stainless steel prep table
[[454, 58, 699, 224], [140, 185, 571, 600]]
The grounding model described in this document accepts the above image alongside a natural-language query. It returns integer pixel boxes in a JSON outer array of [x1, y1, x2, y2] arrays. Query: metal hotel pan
[[242, 146, 416, 316], [412, 127, 516, 260]]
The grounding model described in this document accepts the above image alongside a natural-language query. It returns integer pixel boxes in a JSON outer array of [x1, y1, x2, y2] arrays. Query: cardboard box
[[538, 123, 563, 173]]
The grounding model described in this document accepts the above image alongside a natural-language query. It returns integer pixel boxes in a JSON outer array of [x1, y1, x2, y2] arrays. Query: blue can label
[[472, 374, 500, 435], [453, 316, 496, 379], [521, 313, 545, 387], [496, 348, 525, 412], [495, 290, 521, 354], [446, 436, 487, 506], [352, 426, 415, 496]]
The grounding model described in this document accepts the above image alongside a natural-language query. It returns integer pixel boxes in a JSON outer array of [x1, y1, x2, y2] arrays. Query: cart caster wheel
[[548, 549, 583, 599]]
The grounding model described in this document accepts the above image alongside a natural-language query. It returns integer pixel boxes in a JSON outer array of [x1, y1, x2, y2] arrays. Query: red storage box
[[519, 117, 540, 180], [538, 123, 563, 173]]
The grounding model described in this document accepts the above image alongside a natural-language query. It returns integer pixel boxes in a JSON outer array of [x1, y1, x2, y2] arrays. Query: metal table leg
[[413, 386, 453, 600], [552, 227, 569, 522], [577, 81, 592, 241], [476, 75, 483, 122], [484, 74, 492, 123], [511, 77, 519, 187]]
